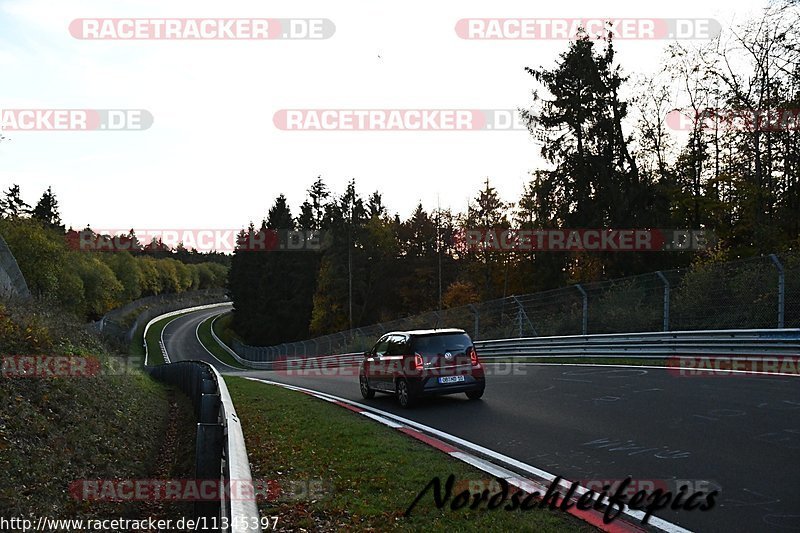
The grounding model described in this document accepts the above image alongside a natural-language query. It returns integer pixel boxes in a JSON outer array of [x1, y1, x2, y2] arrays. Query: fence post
[[575, 284, 588, 335], [354, 328, 363, 351], [512, 297, 523, 337], [656, 271, 670, 331], [770, 254, 785, 328], [468, 304, 480, 339], [511, 295, 537, 337]]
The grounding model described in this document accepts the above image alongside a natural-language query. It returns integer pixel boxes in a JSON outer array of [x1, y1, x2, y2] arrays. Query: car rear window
[[411, 333, 472, 355]]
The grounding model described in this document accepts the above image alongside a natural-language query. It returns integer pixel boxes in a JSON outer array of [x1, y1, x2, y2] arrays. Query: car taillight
[[468, 346, 479, 366], [414, 353, 424, 370]]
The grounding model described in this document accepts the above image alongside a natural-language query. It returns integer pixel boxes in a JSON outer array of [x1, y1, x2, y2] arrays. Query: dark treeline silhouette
[[230, 5, 800, 346]]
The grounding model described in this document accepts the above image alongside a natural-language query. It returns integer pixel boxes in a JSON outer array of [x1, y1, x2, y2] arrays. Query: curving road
[[162, 306, 800, 533]]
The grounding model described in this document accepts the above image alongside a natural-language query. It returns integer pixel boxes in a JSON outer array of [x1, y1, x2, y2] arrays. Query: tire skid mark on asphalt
[[581, 438, 690, 459], [554, 377, 594, 383]]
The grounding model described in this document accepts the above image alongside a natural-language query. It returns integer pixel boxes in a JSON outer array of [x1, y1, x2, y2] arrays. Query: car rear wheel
[[396, 378, 415, 408], [466, 389, 484, 400], [359, 373, 375, 399]]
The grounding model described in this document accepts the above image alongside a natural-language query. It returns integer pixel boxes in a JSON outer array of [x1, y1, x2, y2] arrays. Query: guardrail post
[[770, 254, 785, 328], [575, 284, 588, 335], [195, 422, 224, 528], [469, 304, 480, 339], [198, 378, 216, 419], [656, 271, 670, 331], [200, 393, 221, 424]]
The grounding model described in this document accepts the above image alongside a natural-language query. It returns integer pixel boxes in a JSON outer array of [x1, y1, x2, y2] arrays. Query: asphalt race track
[[162, 307, 800, 533]]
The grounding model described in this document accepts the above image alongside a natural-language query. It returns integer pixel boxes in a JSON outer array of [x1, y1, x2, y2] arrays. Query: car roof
[[384, 328, 467, 337]]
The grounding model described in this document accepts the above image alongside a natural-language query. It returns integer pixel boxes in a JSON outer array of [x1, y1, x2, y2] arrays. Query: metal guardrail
[[145, 307, 260, 533], [220, 328, 800, 370], [474, 328, 800, 358], [208, 312, 362, 370]]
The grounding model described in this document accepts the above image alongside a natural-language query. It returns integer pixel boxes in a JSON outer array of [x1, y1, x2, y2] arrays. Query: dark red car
[[359, 329, 486, 408]]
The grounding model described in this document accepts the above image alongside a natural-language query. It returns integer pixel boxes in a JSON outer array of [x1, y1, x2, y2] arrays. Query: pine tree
[[523, 35, 666, 278], [31, 186, 63, 228], [465, 178, 510, 298], [0, 184, 31, 219]]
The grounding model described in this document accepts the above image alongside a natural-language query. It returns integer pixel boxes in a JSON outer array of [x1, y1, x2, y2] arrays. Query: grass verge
[[0, 298, 196, 523], [198, 314, 247, 369], [226, 377, 596, 532], [213, 312, 240, 348], [144, 314, 175, 365]]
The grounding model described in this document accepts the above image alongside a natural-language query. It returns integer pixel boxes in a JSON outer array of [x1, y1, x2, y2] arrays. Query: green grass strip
[[198, 314, 247, 369], [226, 377, 595, 532]]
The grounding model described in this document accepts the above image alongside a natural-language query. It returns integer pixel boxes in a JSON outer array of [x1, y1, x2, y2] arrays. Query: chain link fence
[[231, 252, 800, 361]]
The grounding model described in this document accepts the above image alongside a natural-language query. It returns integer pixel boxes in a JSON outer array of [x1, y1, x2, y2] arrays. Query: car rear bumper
[[409, 375, 485, 397]]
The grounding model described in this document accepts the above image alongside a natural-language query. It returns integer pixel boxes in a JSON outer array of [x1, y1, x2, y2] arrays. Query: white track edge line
[[243, 377, 692, 533], [194, 313, 247, 371]]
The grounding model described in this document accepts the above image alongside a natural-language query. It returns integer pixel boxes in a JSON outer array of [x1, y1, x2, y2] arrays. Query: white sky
[[0, 0, 762, 231]]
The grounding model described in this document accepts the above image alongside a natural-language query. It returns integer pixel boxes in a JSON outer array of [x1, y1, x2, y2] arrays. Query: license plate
[[438, 375, 466, 384]]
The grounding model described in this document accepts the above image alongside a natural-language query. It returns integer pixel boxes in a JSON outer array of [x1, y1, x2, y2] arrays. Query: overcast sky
[[0, 0, 763, 231]]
